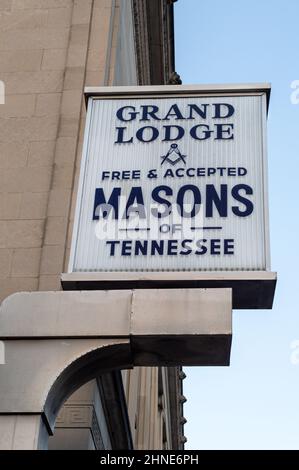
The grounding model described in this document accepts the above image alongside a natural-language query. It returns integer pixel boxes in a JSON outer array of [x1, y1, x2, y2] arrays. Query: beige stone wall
[[0, 0, 116, 300]]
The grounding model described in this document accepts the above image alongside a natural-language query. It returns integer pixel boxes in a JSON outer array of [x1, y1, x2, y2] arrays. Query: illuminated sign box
[[63, 84, 276, 309]]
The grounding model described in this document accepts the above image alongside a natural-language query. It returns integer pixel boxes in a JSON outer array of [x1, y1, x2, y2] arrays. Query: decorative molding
[[167, 367, 185, 450], [132, 0, 151, 85], [55, 404, 105, 450], [56, 405, 93, 428], [91, 409, 105, 450], [131, 0, 177, 85], [168, 71, 182, 85]]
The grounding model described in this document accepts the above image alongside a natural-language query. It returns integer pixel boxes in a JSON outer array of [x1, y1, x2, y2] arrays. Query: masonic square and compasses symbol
[[161, 143, 187, 166]]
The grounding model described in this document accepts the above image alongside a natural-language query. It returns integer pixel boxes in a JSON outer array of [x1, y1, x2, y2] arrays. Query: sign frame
[[63, 84, 276, 309]]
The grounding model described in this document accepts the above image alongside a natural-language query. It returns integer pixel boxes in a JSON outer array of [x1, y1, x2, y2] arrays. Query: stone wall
[[0, 0, 116, 300]]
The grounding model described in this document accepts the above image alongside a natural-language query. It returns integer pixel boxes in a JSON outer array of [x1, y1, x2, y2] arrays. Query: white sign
[[69, 85, 270, 273]]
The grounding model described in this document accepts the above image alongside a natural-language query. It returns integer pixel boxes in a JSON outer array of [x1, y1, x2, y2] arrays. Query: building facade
[[0, 0, 185, 449]]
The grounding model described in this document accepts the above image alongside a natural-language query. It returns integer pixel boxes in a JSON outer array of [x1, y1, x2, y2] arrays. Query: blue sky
[[175, 0, 299, 449]]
